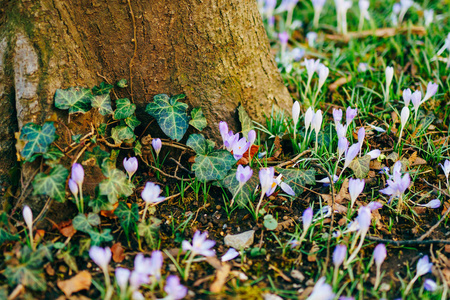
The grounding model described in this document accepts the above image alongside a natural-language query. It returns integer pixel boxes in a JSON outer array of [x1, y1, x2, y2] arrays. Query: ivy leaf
[[218, 167, 259, 207], [42, 146, 64, 161], [238, 105, 255, 137], [84, 146, 110, 167], [114, 98, 136, 120], [263, 214, 278, 231], [137, 217, 161, 249], [186, 134, 209, 155], [133, 141, 142, 156], [92, 82, 113, 95], [5, 265, 47, 291], [32, 165, 69, 202], [88, 229, 113, 246], [21, 244, 53, 268], [92, 93, 113, 116], [88, 195, 114, 213], [349, 155, 371, 179], [111, 125, 135, 144], [20, 122, 57, 161], [54, 87, 93, 114], [145, 94, 189, 141], [192, 150, 236, 182], [124, 115, 141, 130], [189, 107, 207, 131], [99, 168, 134, 204], [117, 79, 128, 88], [276, 168, 316, 195], [114, 202, 139, 239], [0, 228, 19, 245], [72, 213, 101, 233]]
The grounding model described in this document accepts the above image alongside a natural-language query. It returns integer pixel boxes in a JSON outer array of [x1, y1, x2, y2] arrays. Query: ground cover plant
[[1, 0, 450, 299]]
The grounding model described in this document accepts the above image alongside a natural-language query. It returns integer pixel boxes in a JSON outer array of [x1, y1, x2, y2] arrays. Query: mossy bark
[[0, 0, 292, 212]]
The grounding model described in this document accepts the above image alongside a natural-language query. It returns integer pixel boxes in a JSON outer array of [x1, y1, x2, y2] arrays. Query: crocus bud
[[305, 58, 320, 79], [333, 244, 347, 267], [411, 90, 422, 113], [336, 123, 348, 139], [312, 109, 323, 133], [302, 207, 313, 232], [115, 267, 131, 291], [367, 149, 381, 159], [89, 246, 111, 272], [418, 199, 441, 209], [373, 244, 387, 267], [141, 182, 165, 204], [349, 178, 365, 208], [306, 32, 318, 48], [338, 137, 349, 157], [71, 163, 84, 185], [344, 143, 360, 169], [441, 160, 450, 180], [333, 108, 342, 126], [403, 88, 412, 106], [247, 130, 256, 145], [292, 101, 300, 128], [346, 107, 357, 125], [357, 127, 365, 145], [23, 205, 33, 232], [400, 106, 410, 128], [385, 66, 394, 89], [219, 121, 229, 143], [416, 255, 433, 277], [307, 277, 335, 300], [279, 31, 289, 49], [259, 167, 274, 196], [422, 82, 438, 103], [424, 279, 438, 292], [236, 165, 253, 186], [318, 64, 329, 90], [68, 178, 78, 196], [123, 157, 138, 178], [152, 138, 162, 157], [357, 206, 372, 232], [305, 107, 314, 132]]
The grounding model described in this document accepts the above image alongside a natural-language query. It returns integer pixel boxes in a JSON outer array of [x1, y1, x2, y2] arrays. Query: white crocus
[[312, 109, 322, 152], [398, 106, 410, 146], [23, 205, 34, 250], [292, 101, 300, 141], [385, 66, 394, 103]]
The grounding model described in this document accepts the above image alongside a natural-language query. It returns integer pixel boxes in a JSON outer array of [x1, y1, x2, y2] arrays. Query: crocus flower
[[346, 107, 357, 126], [421, 82, 438, 104], [385, 66, 394, 101], [344, 143, 360, 170], [71, 163, 84, 185], [123, 157, 138, 179], [367, 149, 381, 159], [348, 178, 365, 209], [116, 267, 131, 292], [335, 0, 352, 35], [373, 244, 387, 289], [312, 109, 323, 151], [307, 31, 318, 48], [424, 279, 438, 292], [305, 107, 315, 133], [236, 165, 253, 186], [380, 161, 410, 211], [23, 205, 34, 249], [221, 248, 239, 262], [317, 64, 329, 90], [333, 108, 343, 126], [89, 246, 111, 273], [141, 182, 165, 219], [307, 277, 335, 300], [292, 101, 300, 132], [338, 137, 349, 158], [358, 127, 365, 154], [152, 138, 162, 157], [182, 230, 215, 257], [311, 0, 326, 27], [368, 201, 383, 211], [164, 275, 188, 300], [279, 31, 289, 54], [336, 123, 348, 139], [219, 121, 229, 145], [405, 255, 433, 294], [68, 178, 78, 196], [247, 130, 256, 145], [132, 291, 145, 300], [398, 106, 410, 146], [345, 206, 371, 266], [411, 90, 422, 120], [358, 0, 370, 31], [259, 167, 275, 197], [417, 199, 441, 209], [232, 137, 250, 160], [403, 88, 412, 106], [398, 0, 413, 24], [267, 174, 295, 196], [302, 207, 313, 232], [441, 160, 450, 180], [224, 132, 239, 151], [305, 58, 320, 80], [333, 245, 347, 268]]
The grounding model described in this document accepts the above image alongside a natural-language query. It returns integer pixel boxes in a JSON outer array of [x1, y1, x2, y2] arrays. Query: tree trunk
[[0, 0, 292, 210]]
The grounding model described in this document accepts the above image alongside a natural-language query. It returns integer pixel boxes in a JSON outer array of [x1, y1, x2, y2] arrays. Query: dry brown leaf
[[329, 76, 351, 92], [275, 218, 295, 231], [57, 270, 92, 297], [325, 26, 426, 42], [320, 178, 350, 205], [55, 220, 77, 238], [269, 264, 291, 282], [307, 242, 320, 262], [35, 229, 45, 244], [445, 245, 450, 254], [111, 242, 125, 263]]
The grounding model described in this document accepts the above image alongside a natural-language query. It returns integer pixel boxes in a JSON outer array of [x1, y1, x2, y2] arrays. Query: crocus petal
[[373, 244, 387, 267], [333, 244, 347, 267], [416, 255, 433, 277], [221, 248, 240, 262], [418, 199, 441, 209]]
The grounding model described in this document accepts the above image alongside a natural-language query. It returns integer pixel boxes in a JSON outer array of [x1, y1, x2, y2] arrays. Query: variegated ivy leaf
[[114, 98, 136, 120], [145, 94, 189, 141], [187, 134, 208, 155], [32, 165, 69, 202], [276, 168, 316, 195], [218, 167, 259, 207], [20, 122, 57, 161], [349, 155, 371, 179], [88, 228, 113, 246], [0, 228, 19, 245], [92, 93, 113, 116], [5, 265, 47, 291], [88, 195, 114, 213], [54, 87, 93, 114], [92, 82, 113, 95], [111, 125, 135, 145], [72, 213, 101, 233], [192, 150, 236, 182], [99, 167, 134, 204], [114, 202, 139, 239], [137, 217, 161, 249], [189, 107, 207, 131], [124, 115, 141, 130]]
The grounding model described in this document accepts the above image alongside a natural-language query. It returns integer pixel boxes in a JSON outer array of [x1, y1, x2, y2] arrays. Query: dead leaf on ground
[[55, 220, 77, 238], [57, 270, 92, 297], [35, 229, 45, 244], [111, 242, 126, 263], [325, 26, 426, 42], [320, 178, 350, 205], [329, 76, 352, 92], [307, 242, 320, 262], [236, 144, 260, 165], [275, 218, 295, 231]]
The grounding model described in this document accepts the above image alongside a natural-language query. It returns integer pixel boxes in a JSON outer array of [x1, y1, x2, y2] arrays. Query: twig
[[417, 203, 450, 242], [72, 142, 91, 164], [9, 169, 39, 221], [325, 26, 426, 42], [421, 178, 450, 198], [275, 150, 311, 168], [169, 157, 193, 175], [34, 197, 53, 226], [365, 236, 450, 245], [312, 163, 335, 277]]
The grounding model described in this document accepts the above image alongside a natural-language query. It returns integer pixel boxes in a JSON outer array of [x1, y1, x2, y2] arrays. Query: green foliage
[[92, 82, 113, 95], [124, 115, 141, 130], [114, 202, 139, 239], [114, 98, 136, 120], [145, 94, 189, 141], [42, 146, 64, 161], [111, 125, 135, 144], [92, 93, 113, 116], [238, 105, 255, 137], [84, 146, 110, 167], [99, 162, 134, 204], [349, 155, 371, 179], [138, 217, 161, 249], [89, 195, 114, 213], [20, 122, 57, 161], [54, 87, 93, 114], [276, 168, 315, 195], [219, 167, 259, 207], [263, 214, 278, 231], [0, 227, 19, 245], [72, 213, 101, 233], [32, 165, 69, 202], [117, 79, 128, 88], [88, 229, 114, 246], [189, 107, 207, 131], [186, 134, 213, 154]]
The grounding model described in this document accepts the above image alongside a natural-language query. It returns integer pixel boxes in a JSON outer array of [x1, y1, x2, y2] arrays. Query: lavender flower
[[373, 244, 387, 289], [333, 108, 343, 126], [333, 245, 347, 268], [90, 246, 111, 273], [346, 107, 358, 126], [398, 106, 410, 146], [247, 130, 256, 145], [164, 275, 188, 300], [23, 205, 34, 250], [236, 165, 253, 185], [141, 182, 165, 219], [345, 206, 371, 266], [417, 199, 441, 209], [367, 149, 381, 159], [116, 267, 131, 292], [297, 207, 313, 245], [403, 88, 412, 106], [182, 230, 215, 257], [311, 0, 326, 27], [421, 82, 438, 103], [259, 167, 275, 197], [123, 157, 138, 179], [348, 178, 365, 209], [441, 160, 450, 180], [344, 143, 360, 170], [307, 32, 318, 48], [338, 137, 349, 158], [307, 277, 335, 300], [385, 66, 394, 102], [152, 138, 162, 157], [405, 255, 433, 294], [232, 137, 250, 160], [71, 163, 84, 185], [219, 121, 229, 145], [336, 123, 348, 139], [292, 101, 300, 141], [411, 90, 422, 120], [312, 109, 323, 151], [317, 64, 329, 90], [424, 279, 438, 292], [68, 178, 78, 196], [380, 161, 410, 211], [305, 107, 315, 136], [221, 248, 239, 262], [279, 31, 289, 54], [358, 0, 370, 31], [368, 201, 383, 211]]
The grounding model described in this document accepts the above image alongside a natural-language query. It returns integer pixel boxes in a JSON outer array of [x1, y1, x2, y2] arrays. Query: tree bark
[[0, 0, 292, 207]]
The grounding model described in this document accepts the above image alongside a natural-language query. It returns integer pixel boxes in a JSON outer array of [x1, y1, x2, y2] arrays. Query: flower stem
[[404, 273, 419, 295], [255, 192, 266, 221], [346, 231, 366, 266], [333, 266, 339, 288], [103, 268, 113, 300], [79, 185, 84, 214], [184, 251, 195, 281], [230, 184, 244, 207], [142, 202, 149, 221], [374, 264, 382, 290]]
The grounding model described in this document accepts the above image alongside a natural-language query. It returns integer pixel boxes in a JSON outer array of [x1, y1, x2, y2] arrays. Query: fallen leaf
[[57, 270, 92, 297], [35, 229, 45, 244], [56, 220, 77, 238], [307, 242, 320, 262], [275, 218, 295, 231], [320, 178, 350, 205], [210, 263, 231, 293], [329, 76, 352, 92], [236, 144, 260, 165], [111, 242, 125, 263], [325, 26, 426, 42]]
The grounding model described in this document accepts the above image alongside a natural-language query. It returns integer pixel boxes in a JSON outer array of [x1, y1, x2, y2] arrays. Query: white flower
[[317, 64, 329, 90], [306, 277, 335, 300], [221, 248, 240, 262], [89, 246, 111, 272], [400, 106, 410, 129], [385, 66, 394, 90], [292, 101, 300, 128]]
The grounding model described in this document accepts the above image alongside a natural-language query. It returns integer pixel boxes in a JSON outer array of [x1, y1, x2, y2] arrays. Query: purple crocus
[[279, 31, 289, 54], [298, 207, 313, 245], [403, 88, 412, 106], [219, 121, 229, 145], [411, 90, 422, 120], [232, 137, 250, 160], [71, 163, 84, 185], [307, 277, 335, 300], [338, 137, 349, 158], [141, 182, 165, 219], [373, 244, 387, 289], [336, 123, 348, 139], [380, 161, 410, 211], [152, 138, 162, 157], [68, 178, 78, 197], [367, 149, 381, 159], [333, 108, 343, 126], [89, 246, 111, 273], [221, 248, 239, 262], [247, 130, 256, 145], [346, 107, 358, 126], [422, 82, 438, 103], [236, 165, 253, 186], [405, 255, 433, 294], [333, 244, 347, 268], [259, 167, 275, 197], [424, 279, 438, 292], [164, 275, 188, 300], [417, 199, 441, 209], [345, 206, 371, 266], [344, 143, 360, 169], [123, 157, 138, 179], [440, 159, 450, 190], [115, 267, 131, 292], [348, 178, 365, 209], [182, 230, 216, 257]]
